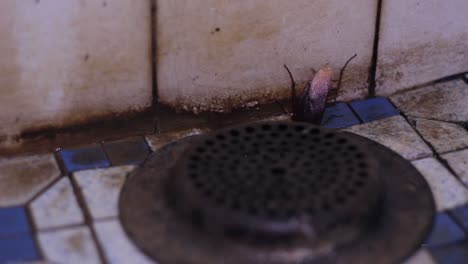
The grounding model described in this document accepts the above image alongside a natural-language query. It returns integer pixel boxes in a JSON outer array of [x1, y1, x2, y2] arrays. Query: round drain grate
[[167, 123, 382, 247], [120, 122, 435, 264]]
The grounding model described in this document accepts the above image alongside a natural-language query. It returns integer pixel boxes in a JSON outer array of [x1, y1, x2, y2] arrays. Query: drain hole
[[190, 209, 205, 229], [172, 122, 381, 246], [271, 167, 286, 176]]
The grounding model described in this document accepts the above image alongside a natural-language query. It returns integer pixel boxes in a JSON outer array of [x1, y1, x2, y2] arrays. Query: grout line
[[34, 223, 89, 234], [99, 142, 114, 167], [447, 211, 468, 236], [69, 173, 108, 264], [150, 0, 158, 134], [23, 151, 69, 260], [367, 0, 383, 98], [389, 72, 467, 97], [346, 103, 364, 124], [24, 205, 45, 260], [400, 112, 468, 189], [462, 74, 468, 84]]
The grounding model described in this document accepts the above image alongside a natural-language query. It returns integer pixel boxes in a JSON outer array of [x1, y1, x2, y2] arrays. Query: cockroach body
[[284, 54, 357, 125]]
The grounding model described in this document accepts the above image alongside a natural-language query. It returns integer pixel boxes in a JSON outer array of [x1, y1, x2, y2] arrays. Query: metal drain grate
[[168, 123, 382, 246], [120, 121, 435, 264]]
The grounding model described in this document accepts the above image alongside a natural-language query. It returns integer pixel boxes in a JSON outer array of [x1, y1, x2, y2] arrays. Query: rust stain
[[164, 82, 291, 114], [377, 33, 468, 89], [13, 108, 153, 142], [67, 232, 84, 251], [0, 1, 20, 96]]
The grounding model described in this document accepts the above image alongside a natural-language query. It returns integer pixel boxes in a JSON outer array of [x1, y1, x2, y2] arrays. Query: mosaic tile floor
[[1, 80, 467, 264]]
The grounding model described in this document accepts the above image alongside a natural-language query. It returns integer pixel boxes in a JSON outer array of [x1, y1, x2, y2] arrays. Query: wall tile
[[376, 0, 468, 95], [157, 0, 377, 112], [0, 0, 152, 141]]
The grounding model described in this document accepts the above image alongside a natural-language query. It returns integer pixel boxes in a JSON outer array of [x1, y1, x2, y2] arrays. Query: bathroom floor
[[1, 78, 467, 264]]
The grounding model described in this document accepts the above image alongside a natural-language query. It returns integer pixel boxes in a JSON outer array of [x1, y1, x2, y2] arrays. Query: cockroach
[[283, 54, 357, 124]]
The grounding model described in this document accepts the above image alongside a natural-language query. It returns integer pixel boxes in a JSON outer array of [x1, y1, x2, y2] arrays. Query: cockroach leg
[[283, 65, 296, 106], [309, 67, 317, 76], [275, 100, 290, 115], [334, 54, 357, 102]]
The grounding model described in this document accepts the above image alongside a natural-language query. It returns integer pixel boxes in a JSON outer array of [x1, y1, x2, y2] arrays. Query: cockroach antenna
[[284, 64, 296, 112], [333, 54, 357, 102]]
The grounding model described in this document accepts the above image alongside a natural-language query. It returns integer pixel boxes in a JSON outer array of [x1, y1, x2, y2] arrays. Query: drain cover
[[120, 122, 435, 264]]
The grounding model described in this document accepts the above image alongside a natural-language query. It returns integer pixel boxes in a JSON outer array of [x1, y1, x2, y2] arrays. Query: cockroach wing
[[293, 66, 333, 124]]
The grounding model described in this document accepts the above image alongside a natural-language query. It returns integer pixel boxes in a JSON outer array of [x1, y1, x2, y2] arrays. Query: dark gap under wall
[[150, 0, 159, 128], [368, 0, 384, 98]]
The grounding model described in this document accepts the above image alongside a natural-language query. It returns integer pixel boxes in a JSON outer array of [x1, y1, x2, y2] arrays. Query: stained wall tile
[[0, 0, 152, 141], [157, 0, 377, 113], [376, 0, 468, 95]]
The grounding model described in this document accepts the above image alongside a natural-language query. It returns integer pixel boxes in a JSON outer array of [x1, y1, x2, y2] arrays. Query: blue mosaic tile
[[451, 206, 468, 232], [425, 213, 466, 247], [321, 103, 360, 129], [103, 137, 150, 166], [59, 145, 110, 173], [349, 97, 399, 123], [0, 234, 40, 263], [430, 241, 468, 264], [0, 206, 30, 237]]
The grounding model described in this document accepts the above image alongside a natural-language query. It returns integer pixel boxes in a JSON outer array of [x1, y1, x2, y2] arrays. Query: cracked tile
[[73, 166, 135, 220], [30, 177, 84, 230], [442, 149, 468, 186], [412, 158, 468, 211], [0, 154, 61, 207], [344, 115, 432, 160], [146, 128, 208, 151], [413, 118, 468, 154], [38, 226, 100, 264], [94, 220, 154, 264], [391, 80, 468, 122]]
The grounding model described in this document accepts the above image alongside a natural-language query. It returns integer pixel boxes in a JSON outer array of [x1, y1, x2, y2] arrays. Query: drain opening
[[120, 121, 435, 264], [168, 122, 382, 247]]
